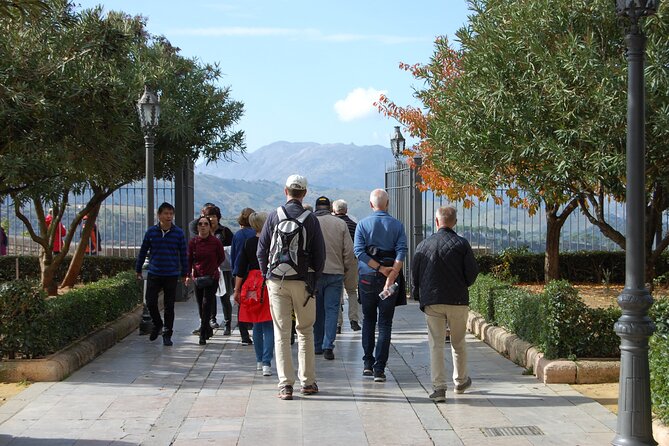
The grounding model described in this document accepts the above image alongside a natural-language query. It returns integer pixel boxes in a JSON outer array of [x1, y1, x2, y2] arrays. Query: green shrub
[[469, 274, 509, 323], [0, 255, 135, 283], [0, 271, 141, 359], [0, 280, 49, 359], [651, 297, 669, 424], [540, 280, 587, 359]]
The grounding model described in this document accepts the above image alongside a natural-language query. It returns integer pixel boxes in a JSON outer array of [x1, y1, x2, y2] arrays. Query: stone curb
[[0, 304, 143, 382], [466, 311, 669, 445]]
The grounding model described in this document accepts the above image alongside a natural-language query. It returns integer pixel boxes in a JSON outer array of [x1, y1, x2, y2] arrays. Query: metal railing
[[0, 180, 175, 258]]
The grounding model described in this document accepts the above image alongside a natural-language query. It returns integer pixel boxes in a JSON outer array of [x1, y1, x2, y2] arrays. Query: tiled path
[[0, 299, 617, 445]]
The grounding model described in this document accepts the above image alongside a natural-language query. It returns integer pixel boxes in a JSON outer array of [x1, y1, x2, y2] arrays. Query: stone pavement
[[0, 299, 617, 445]]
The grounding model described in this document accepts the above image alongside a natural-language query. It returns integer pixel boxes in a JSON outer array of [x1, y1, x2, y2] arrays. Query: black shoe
[[162, 334, 173, 346], [149, 325, 162, 341], [323, 349, 335, 360], [362, 368, 373, 377], [373, 371, 386, 382], [210, 319, 219, 329], [199, 337, 206, 345], [315, 350, 323, 355], [192, 328, 200, 335], [241, 338, 253, 346], [336, 325, 342, 334], [350, 321, 361, 331], [223, 323, 231, 336]]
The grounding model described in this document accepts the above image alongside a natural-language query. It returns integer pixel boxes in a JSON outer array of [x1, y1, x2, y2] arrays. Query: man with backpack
[[257, 174, 326, 400]]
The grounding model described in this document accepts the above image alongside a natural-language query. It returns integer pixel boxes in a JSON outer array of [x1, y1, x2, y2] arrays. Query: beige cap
[[285, 174, 307, 190]]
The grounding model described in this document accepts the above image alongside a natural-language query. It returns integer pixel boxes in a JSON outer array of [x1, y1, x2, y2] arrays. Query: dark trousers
[[146, 274, 178, 334], [195, 283, 217, 338], [211, 271, 233, 323], [359, 273, 397, 373]]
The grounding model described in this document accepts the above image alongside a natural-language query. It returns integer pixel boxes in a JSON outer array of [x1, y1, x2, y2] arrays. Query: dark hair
[[237, 207, 255, 227], [158, 202, 175, 214], [196, 215, 211, 226], [202, 204, 221, 220]]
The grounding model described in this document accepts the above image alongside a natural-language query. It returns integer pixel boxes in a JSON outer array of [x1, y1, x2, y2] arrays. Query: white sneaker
[[256, 362, 263, 371], [262, 365, 272, 376]]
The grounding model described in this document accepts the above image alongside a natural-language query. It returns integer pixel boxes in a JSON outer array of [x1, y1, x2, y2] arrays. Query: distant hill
[[194, 174, 373, 223], [196, 141, 395, 190]]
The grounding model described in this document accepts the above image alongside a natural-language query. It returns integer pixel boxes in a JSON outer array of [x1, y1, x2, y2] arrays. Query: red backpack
[[239, 269, 272, 323]]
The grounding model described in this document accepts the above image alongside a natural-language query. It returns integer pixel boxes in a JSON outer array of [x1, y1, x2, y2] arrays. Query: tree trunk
[[39, 249, 59, 296], [543, 199, 579, 283], [60, 203, 101, 288]]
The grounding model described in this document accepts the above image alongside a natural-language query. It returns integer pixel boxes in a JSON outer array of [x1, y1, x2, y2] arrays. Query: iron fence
[[0, 180, 174, 258]]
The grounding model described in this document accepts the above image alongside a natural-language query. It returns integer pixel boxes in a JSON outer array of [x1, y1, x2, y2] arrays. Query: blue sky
[[75, 0, 471, 152]]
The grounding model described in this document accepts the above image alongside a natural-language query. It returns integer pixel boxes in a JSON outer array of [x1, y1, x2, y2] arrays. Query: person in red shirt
[[186, 216, 225, 345], [45, 209, 66, 255]]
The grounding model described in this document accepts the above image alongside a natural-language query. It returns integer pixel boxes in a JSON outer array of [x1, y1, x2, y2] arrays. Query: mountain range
[[196, 141, 395, 190]]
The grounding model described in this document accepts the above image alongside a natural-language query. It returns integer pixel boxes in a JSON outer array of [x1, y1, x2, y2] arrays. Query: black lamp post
[[390, 126, 406, 159], [613, 1, 658, 445], [136, 85, 161, 335]]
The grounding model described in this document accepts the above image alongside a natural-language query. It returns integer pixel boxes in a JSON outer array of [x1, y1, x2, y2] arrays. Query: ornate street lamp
[[613, 1, 659, 445], [136, 85, 161, 335], [390, 126, 406, 159]]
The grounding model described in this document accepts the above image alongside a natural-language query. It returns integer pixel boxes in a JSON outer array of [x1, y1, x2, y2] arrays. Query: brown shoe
[[278, 385, 293, 400], [300, 383, 319, 395]]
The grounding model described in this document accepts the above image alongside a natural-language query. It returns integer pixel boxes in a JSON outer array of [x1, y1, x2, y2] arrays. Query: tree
[[379, 0, 669, 282], [1, 1, 245, 294]]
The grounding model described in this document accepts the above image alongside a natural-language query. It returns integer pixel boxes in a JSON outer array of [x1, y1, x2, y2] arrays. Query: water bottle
[[379, 282, 399, 300]]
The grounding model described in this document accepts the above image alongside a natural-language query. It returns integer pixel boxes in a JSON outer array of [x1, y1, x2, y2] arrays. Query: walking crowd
[[135, 174, 479, 403]]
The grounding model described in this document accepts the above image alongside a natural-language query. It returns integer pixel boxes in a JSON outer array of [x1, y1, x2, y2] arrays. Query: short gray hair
[[436, 206, 457, 227], [332, 199, 348, 214], [370, 189, 389, 210]]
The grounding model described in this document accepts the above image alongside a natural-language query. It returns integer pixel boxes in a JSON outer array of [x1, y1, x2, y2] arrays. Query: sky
[[75, 0, 472, 152]]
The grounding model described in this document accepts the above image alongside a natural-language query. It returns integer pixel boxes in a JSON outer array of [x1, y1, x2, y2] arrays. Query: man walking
[[411, 206, 479, 402], [257, 174, 325, 400], [353, 189, 407, 382], [136, 202, 188, 346], [312, 196, 356, 360], [332, 199, 361, 332]]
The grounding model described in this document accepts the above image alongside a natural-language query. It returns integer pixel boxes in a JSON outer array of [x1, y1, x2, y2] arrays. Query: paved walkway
[[0, 299, 617, 445]]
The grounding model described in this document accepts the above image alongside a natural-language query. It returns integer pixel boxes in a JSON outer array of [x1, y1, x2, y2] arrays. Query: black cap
[[315, 196, 331, 209]]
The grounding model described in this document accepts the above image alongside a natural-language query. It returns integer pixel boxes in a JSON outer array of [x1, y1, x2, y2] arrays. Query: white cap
[[285, 174, 307, 190]]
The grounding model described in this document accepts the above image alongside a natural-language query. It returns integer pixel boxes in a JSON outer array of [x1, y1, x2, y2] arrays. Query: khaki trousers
[[424, 304, 469, 391], [337, 286, 360, 326], [267, 279, 316, 388]]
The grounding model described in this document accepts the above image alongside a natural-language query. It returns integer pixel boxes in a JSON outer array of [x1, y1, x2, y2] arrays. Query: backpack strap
[[277, 206, 288, 221]]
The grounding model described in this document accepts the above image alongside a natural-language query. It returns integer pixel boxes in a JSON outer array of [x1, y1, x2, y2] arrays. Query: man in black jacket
[[411, 206, 479, 402]]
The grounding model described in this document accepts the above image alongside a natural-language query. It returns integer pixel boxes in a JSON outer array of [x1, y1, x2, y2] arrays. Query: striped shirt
[[136, 224, 188, 277]]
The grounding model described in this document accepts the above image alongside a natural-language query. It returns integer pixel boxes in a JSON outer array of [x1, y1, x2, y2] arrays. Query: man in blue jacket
[[136, 202, 188, 346], [411, 205, 479, 402], [353, 189, 407, 383]]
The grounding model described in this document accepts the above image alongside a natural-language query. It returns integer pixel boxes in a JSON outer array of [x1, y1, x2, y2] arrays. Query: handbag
[[194, 275, 215, 289]]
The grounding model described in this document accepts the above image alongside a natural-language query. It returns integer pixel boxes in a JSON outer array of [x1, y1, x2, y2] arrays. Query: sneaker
[[278, 385, 293, 400], [256, 362, 263, 371], [210, 320, 219, 329], [445, 335, 451, 343], [199, 337, 206, 345], [262, 366, 272, 376], [323, 349, 335, 360], [373, 371, 386, 382], [301, 383, 319, 395], [362, 368, 373, 377], [454, 377, 472, 394], [163, 334, 173, 346], [350, 320, 361, 331], [192, 328, 200, 335], [241, 338, 253, 346], [149, 325, 162, 341], [223, 325, 231, 336], [429, 389, 446, 402], [336, 325, 342, 334]]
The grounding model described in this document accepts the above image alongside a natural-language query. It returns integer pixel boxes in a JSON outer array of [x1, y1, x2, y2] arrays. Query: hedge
[[0, 255, 135, 284], [0, 271, 142, 359], [474, 250, 669, 284], [469, 274, 669, 424]]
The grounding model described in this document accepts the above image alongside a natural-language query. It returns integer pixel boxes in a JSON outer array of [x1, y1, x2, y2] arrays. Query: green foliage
[[0, 271, 141, 359], [0, 255, 135, 283], [0, 280, 48, 359]]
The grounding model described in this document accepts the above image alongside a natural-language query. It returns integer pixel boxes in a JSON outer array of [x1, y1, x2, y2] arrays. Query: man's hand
[[233, 289, 241, 304], [136, 272, 144, 281]]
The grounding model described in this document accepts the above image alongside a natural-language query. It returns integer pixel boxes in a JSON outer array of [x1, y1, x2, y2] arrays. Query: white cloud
[[168, 27, 427, 44], [334, 88, 387, 122]]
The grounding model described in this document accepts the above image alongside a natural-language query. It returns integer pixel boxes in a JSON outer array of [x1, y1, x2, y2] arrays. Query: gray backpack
[[268, 206, 311, 278]]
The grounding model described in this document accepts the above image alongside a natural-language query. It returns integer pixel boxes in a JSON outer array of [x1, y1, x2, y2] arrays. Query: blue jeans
[[314, 273, 344, 352], [253, 320, 274, 366], [359, 273, 397, 373]]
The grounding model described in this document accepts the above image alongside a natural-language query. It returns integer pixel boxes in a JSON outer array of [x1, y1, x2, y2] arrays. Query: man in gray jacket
[[313, 196, 357, 360], [411, 206, 479, 402]]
